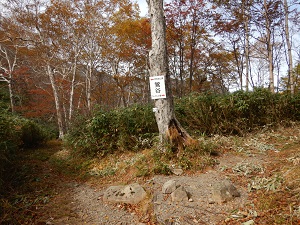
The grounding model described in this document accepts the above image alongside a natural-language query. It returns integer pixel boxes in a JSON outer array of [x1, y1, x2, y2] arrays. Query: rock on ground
[[152, 171, 247, 224], [103, 183, 147, 204]]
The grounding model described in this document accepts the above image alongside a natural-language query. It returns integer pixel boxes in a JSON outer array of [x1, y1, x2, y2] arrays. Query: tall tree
[[165, 0, 209, 96], [165, 0, 186, 97], [210, 0, 254, 91], [0, 15, 30, 113], [252, 0, 282, 92], [146, 0, 191, 150], [243, 0, 252, 91], [283, 0, 295, 94], [105, 0, 145, 107], [264, 0, 275, 92], [0, 35, 19, 113], [77, 0, 111, 112]]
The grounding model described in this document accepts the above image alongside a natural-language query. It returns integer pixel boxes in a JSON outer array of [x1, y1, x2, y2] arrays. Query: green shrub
[[0, 111, 20, 192], [0, 111, 53, 193], [66, 104, 158, 156], [66, 88, 300, 156], [0, 84, 10, 111], [176, 88, 300, 135], [19, 119, 51, 148], [153, 161, 172, 175]]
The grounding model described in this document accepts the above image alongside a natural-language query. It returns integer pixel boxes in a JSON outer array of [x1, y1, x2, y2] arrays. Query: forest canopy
[[0, 0, 300, 137]]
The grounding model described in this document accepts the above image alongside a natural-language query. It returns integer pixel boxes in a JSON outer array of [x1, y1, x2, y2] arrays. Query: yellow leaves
[[112, 0, 140, 22]]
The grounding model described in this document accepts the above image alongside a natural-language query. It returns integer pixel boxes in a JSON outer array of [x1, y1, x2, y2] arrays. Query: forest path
[[1, 140, 144, 224], [1, 125, 300, 224]]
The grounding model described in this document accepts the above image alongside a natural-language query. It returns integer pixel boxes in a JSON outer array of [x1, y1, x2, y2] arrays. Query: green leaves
[[66, 104, 158, 156], [20, 120, 51, 148], [67, 88, 300, 156], [0, 110, 53, 194], [176, 88, 300, 135]]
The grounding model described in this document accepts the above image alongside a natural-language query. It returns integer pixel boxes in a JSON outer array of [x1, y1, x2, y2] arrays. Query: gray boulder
[[162, 180, 179, 194], [103, 183, 147, 204], [171, 186, 189, 202], [211, 180, 240, 203]]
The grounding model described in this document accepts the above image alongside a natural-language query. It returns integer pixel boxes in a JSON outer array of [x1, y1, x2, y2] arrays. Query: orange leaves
[[1, 0, 151, 116]]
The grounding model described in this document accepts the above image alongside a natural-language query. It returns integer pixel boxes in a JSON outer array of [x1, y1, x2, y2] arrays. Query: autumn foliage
[[0, 0, 299, 137]]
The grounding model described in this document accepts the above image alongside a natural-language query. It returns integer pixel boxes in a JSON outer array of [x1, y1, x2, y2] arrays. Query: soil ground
[[1, 125, 300, 224]]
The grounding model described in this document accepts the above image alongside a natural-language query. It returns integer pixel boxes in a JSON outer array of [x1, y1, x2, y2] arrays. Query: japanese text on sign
[[149, 75, 166, 99]]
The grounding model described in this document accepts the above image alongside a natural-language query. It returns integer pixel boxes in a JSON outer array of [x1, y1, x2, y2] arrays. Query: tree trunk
[[147, 0, 191, 151], [47, 64, 65, 139], [189, 13, 197, 93], [0, 73, 14, 113], [8, 79, 15, 113], [86, 63, 92, 112], [263, 0, 275, 93], [283, 0, 294, 94], [232, 40, 243, 90], [69, 45, 79, 121], [179, 40, 184, 97], [244, 2, 250, 92], [0, 45, 18, 113]]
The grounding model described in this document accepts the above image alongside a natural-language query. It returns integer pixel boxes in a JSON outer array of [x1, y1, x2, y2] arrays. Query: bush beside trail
[[176, 88, 300, 135], [0, 110, 53, 193], [65, 104, 158, 156], [66, 88, 300, 156]]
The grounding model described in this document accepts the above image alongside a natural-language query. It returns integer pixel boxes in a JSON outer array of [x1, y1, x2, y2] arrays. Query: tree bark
[[47, 64, 65, 139], [0, 44, 18, 113], [243, 0, 251, 92], [147, 0, 191, 151], [263, 0, 275, 93], [283, 0, 294, 94], [86, 62, 92, 112], [69, 42, 79, 122], [189, 9, 197, 93]]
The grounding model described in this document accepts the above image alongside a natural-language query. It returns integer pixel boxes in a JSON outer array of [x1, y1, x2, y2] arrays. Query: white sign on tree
[[149, 75, 166, 99]]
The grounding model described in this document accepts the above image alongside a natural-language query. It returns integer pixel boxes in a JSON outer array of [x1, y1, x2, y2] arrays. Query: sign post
[[149, 75, 167, 100]]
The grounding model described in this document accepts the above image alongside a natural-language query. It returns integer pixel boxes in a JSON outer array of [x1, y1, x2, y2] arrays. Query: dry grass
[[1, 125, 300, 224]]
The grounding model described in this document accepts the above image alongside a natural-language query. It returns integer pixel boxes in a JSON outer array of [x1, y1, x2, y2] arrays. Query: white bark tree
[[0, 41, 18, 113], [147, 0, 191, 150], [263, 0, 275, 93], [46, 64, 65, 139], [283, 0, 294, 94], [0, 12, 30, 113], [243, 0, 252, 92]]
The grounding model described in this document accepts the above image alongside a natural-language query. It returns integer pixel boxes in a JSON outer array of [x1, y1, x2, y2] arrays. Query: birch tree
[[0, 37, 18, 113], [264, 0, 275, 92], [0, 13, 29, 113], [251, 0, 282, 92], [209, 0, 254, 91], [283, 0, 295, 94], [243, 0, 252, 91], [146, 0, 191, 151]]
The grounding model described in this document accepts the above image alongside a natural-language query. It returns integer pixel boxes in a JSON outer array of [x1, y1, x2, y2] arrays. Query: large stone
[[171, 186, 189, 202], [211, 180, 240, 203], [162, 180, 178, 194], [103, 183, 147, 204], [171, 168, 183, 176]]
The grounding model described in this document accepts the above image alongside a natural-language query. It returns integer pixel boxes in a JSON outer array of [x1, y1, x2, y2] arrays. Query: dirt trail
[[1, 126, 300, 224], [34, 149, 266, 225]]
